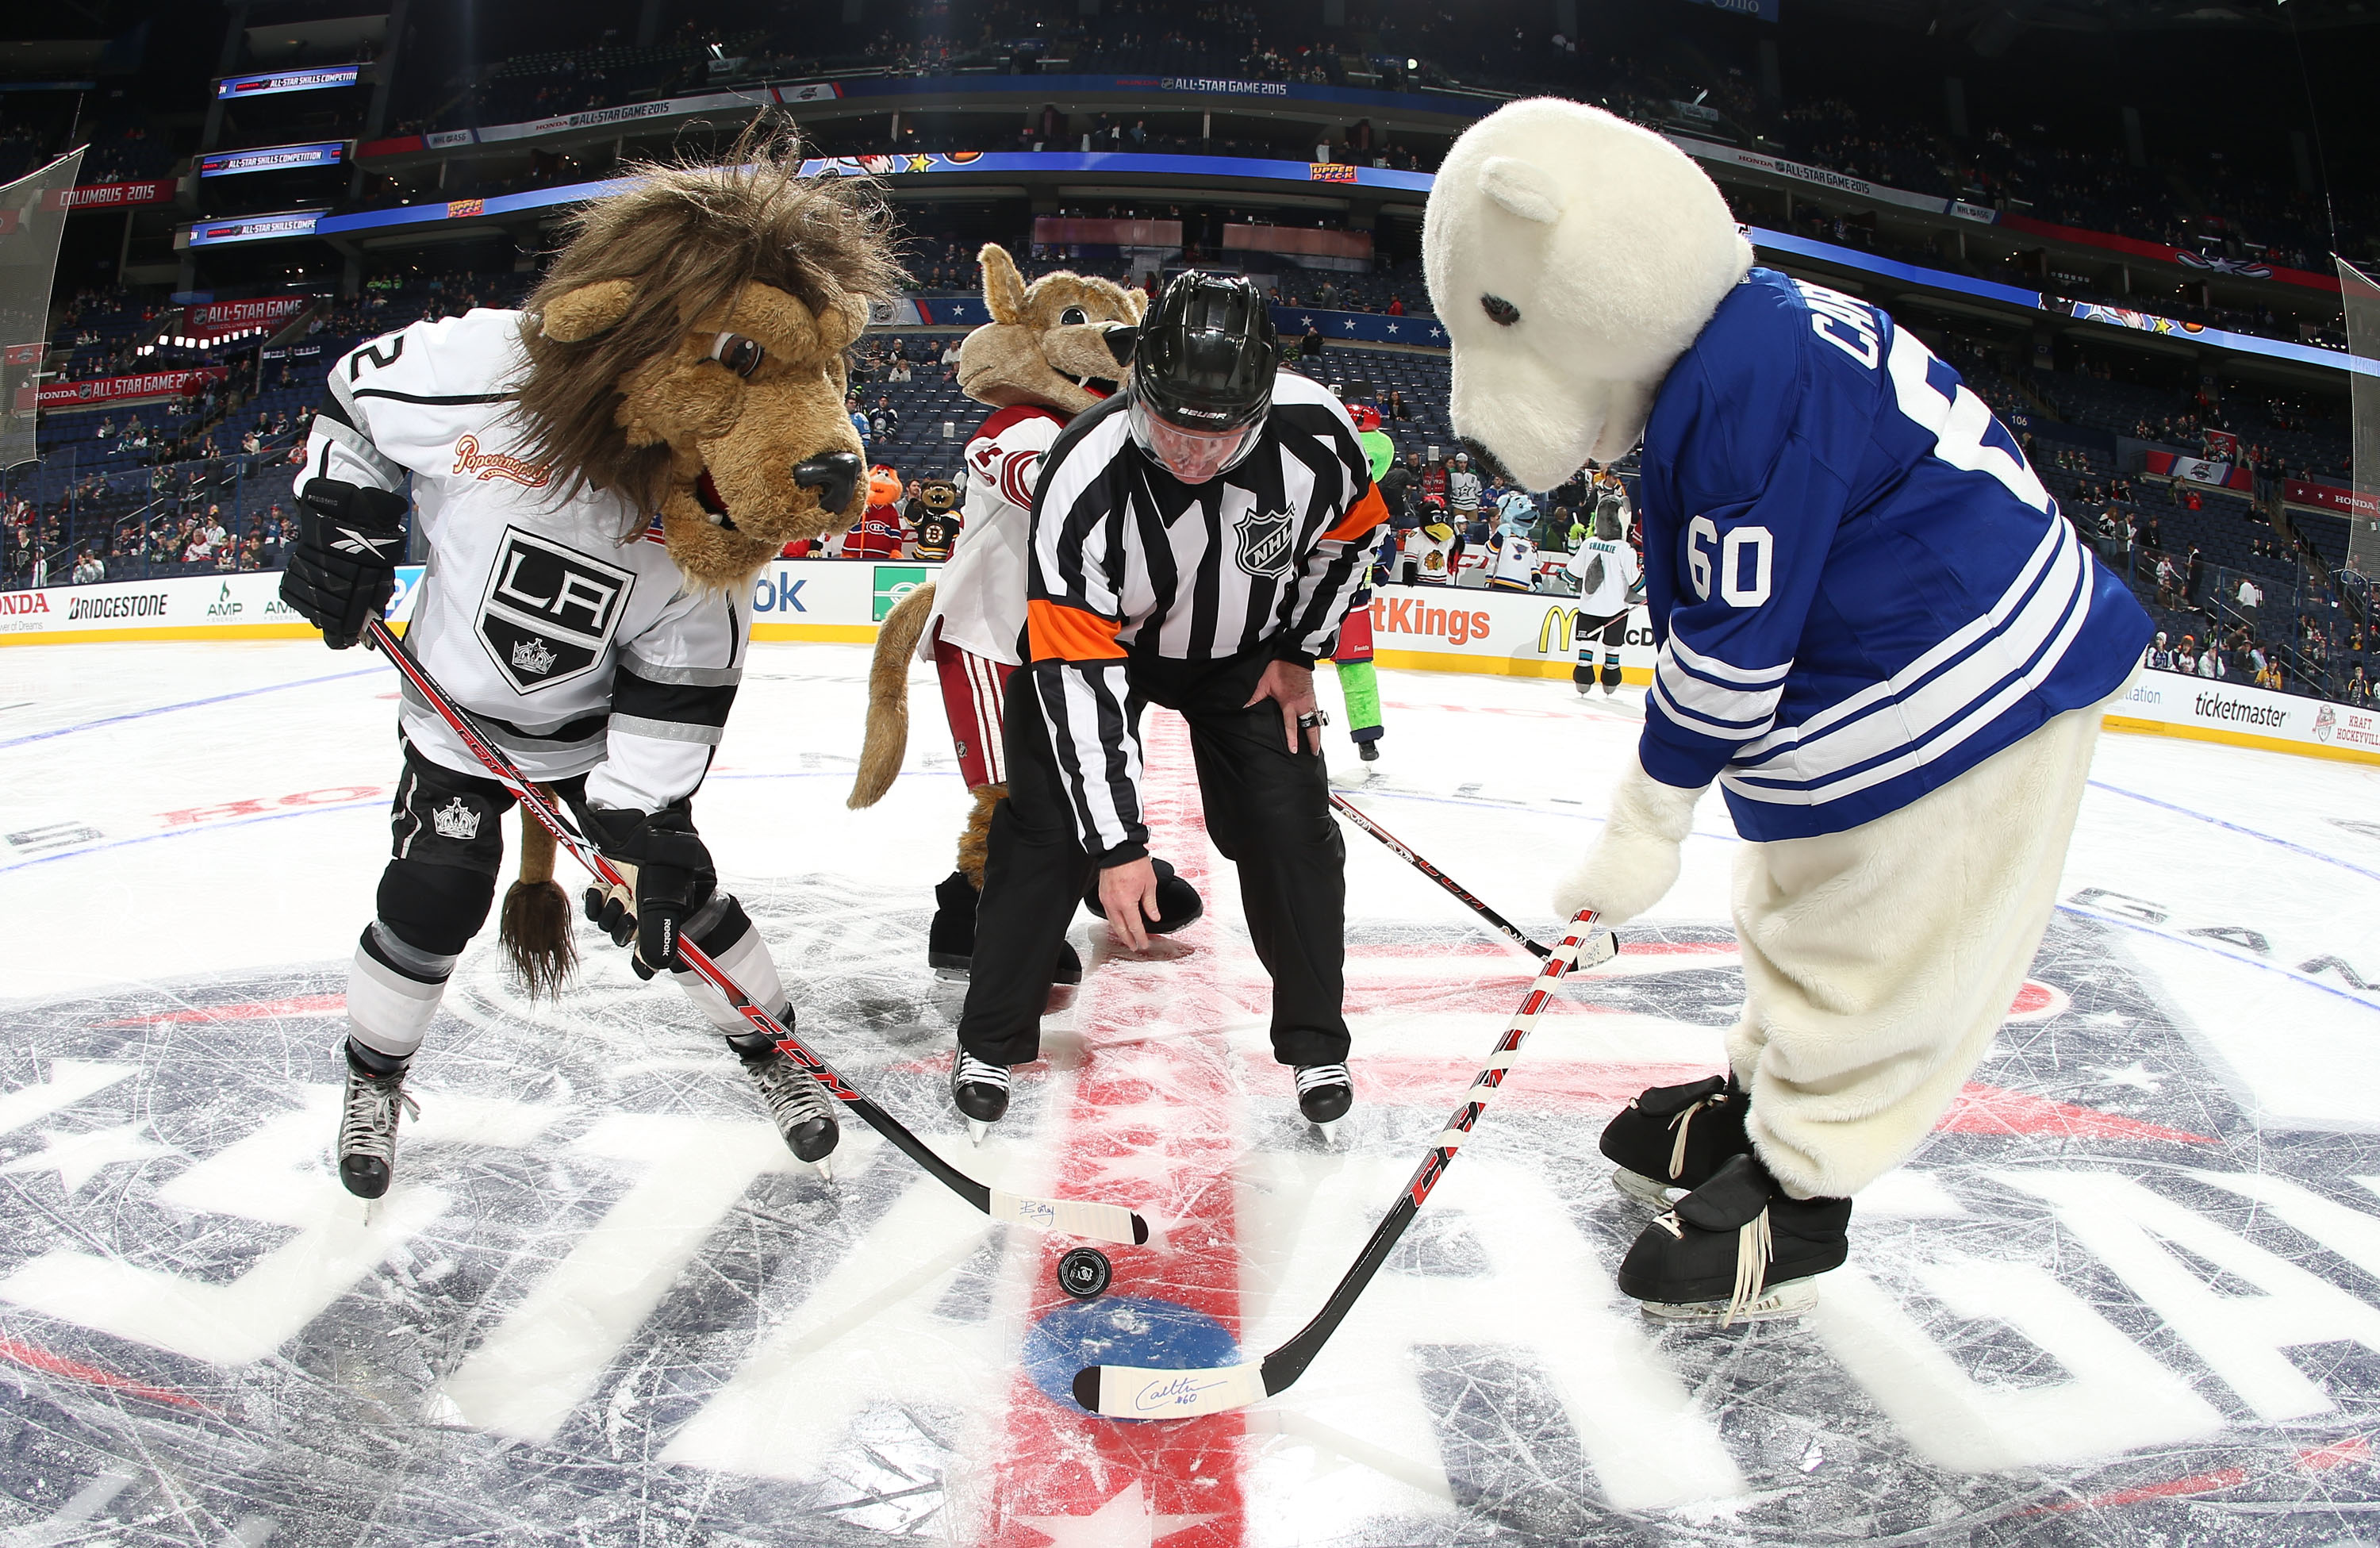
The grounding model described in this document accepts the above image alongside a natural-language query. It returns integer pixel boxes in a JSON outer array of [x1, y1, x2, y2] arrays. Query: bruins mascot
[[1423, 100, 2148, 1323], [848, 244, 1200, 978], [280, 137, 903, 1198]]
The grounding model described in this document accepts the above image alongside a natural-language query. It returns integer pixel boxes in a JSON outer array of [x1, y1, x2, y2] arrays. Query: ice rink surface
[[3, 637, 2380, 1546]]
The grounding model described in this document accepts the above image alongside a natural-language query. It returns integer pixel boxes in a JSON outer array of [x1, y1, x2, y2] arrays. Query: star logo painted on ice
[[1017, 1480, 1218, 1548], [0, 1123, 171, 1196]]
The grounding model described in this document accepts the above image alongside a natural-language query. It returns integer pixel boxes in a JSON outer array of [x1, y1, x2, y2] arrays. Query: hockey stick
[[361, 617, 1149, 1248], [1073, 908, 1614, 1418], [1329, 793, 1550, 959]]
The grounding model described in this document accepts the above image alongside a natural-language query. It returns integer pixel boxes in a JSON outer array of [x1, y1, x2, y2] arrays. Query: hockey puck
[[1057, 1246, 1113, 1300]]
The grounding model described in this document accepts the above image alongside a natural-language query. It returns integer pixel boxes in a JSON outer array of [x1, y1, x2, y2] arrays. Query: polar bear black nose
[[793, 451, 862, 515], [1480, 294, 1521, 326]]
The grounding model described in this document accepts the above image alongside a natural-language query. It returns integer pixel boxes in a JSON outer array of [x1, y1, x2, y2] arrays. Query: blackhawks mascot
[[280, 138, 902, 1197], [848, 244, 1200, 976], [1424, 99, 2148, 1323]]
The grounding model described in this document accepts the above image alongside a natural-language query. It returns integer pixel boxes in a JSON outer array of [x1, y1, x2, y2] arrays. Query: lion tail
[[499, 790, 579, 998], [849, 581, 937, 809]]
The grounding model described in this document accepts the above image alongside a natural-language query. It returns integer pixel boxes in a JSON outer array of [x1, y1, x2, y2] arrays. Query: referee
[[950, 272, 1388, 1134]]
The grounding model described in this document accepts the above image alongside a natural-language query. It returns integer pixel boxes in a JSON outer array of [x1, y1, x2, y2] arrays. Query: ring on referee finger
[[1296, 710, 1329, 728]]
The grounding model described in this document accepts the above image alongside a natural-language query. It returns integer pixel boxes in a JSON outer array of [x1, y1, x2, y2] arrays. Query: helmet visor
[[1129, 394, 1260, 483]]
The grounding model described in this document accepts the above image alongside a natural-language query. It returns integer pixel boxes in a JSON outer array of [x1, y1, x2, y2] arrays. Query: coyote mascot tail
[[848, 578, 939, 809]]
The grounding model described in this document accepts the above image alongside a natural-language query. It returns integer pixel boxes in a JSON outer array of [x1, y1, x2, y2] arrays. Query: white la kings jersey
[[305, 309, 747, 812], [919, 402, 1070, 666], [1567, 535, 1641, 617]]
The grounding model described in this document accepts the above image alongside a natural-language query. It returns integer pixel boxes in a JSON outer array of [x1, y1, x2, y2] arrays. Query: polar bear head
[[1422, 98, 1751, 491]]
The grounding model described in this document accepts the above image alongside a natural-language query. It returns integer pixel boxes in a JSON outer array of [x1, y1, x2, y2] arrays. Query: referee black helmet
[[1128, 271, 1278, 482]]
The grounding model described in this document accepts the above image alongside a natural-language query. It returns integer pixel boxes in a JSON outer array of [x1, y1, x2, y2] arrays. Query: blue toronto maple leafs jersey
[[1635, 267, 2149, 840]]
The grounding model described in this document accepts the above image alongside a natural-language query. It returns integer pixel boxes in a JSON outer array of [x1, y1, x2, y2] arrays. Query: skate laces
[[1664, 1089, 1725, 1181], [1294, 1063, 1350, 1095], [1726, 1208, 1774, 1327], [953, 1051, 1011, 1092], [748, 1054, 832, 1127], [340, 1070, 418, 1163]]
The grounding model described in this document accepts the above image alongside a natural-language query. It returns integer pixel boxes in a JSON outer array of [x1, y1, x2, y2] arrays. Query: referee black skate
[[949, 271, 1388, 1136]]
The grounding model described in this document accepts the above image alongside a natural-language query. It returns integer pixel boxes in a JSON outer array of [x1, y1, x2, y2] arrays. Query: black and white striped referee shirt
[[1024, 371, 1388, 860]]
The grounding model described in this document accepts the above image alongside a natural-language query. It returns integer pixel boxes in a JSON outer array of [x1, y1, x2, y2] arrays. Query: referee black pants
[[956, 647, 1349, 1069]]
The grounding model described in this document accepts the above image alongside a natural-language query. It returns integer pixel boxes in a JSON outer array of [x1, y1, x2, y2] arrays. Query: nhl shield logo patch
[[477, 527, 635, 692], [1233, 506, 1297, 580]]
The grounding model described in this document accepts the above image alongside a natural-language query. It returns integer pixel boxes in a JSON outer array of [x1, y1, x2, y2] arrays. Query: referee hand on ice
[[1246, 659, 1324, 753], [1097, 858, 1165, 951]]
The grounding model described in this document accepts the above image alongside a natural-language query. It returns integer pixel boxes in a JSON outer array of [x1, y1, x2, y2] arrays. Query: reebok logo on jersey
[[476, 527, 635, 692], [1234, 506, 1296, 580]]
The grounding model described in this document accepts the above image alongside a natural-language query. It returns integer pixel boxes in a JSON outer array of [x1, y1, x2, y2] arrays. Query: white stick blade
[[1576, 929, 1619, 970], [1078, 1361, 1268, 1419], [988, 1189, 1148, 1245]]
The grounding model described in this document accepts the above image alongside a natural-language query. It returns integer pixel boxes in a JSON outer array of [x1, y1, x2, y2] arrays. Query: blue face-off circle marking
[[1021, 1296, 1239, 1415]]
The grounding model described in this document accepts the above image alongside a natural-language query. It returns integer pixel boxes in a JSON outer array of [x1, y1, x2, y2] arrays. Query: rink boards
[[3, 559, 2374, 765]]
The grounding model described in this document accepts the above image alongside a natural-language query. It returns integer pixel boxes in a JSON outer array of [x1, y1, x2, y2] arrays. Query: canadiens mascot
[[1424, 99, 2148, 1323], [280, 137, 902, 1197], [848, 244, 1200, 977]]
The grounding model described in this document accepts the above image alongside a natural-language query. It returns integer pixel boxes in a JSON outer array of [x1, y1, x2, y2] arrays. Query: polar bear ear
[[1478, 156, 1565, 226]]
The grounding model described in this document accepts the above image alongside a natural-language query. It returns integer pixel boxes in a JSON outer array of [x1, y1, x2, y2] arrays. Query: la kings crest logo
[[477, 527, 635, 692], [1234, 505, 1297, 580], [431, 797, 482, 841]]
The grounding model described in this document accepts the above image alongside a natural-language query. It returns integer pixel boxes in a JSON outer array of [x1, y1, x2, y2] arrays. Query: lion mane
[[512, 130, 907, 540]]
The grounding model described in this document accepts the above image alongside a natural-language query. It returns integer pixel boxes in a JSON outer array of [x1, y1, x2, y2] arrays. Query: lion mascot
[[278, 135, 903, 1200], [846, 244, 1200, 981], [1423, 99, 2149, 1323]]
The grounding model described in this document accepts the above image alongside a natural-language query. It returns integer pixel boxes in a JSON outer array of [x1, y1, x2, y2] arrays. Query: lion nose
[[793, 451, 863, 516]]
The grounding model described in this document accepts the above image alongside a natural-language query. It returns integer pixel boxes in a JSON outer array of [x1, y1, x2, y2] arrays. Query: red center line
[[985, 709, 1247, 1547], [0, 1335, 219, 1414]]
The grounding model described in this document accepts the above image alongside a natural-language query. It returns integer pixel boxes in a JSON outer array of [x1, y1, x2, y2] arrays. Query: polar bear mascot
[[1423, 98, 2149, 1325]]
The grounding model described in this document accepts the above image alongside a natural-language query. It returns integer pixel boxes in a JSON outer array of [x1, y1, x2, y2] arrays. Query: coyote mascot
[[1424, 98, 2148, 1323], [849, 245, 1199, 978], [281, 136, 901, 1197]]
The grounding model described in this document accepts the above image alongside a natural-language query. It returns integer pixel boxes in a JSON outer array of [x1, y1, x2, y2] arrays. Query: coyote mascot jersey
[[849, 245, 1197, 976], [1424, 97, 2151, 1324]]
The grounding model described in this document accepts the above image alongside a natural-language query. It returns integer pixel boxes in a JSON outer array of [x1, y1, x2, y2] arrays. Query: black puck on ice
[[1057, 1246, 1113, 1300]]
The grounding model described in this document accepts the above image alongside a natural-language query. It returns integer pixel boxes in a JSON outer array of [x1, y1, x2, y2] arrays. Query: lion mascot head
[[512, 135, 907, 590]]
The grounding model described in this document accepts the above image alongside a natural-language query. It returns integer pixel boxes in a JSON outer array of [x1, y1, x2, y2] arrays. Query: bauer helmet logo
[[1234, 506, 1296, 580], [431, 797, 482, 841]]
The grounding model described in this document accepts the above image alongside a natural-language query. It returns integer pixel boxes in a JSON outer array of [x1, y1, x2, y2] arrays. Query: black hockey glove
[[581, 806, 716, 978], [282, 478, 409, 649]]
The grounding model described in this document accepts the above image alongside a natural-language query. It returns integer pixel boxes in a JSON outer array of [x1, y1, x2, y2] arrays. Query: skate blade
[[1637, 1276, 1821, 1327], [1610, 1166, 1683, 1212], [967, 1119, 990, 1145]]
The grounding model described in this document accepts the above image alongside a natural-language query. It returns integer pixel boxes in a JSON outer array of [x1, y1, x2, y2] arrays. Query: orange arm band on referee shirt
[[1027, 598, 1129, 663], [1321, 485, 1389, 544]]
